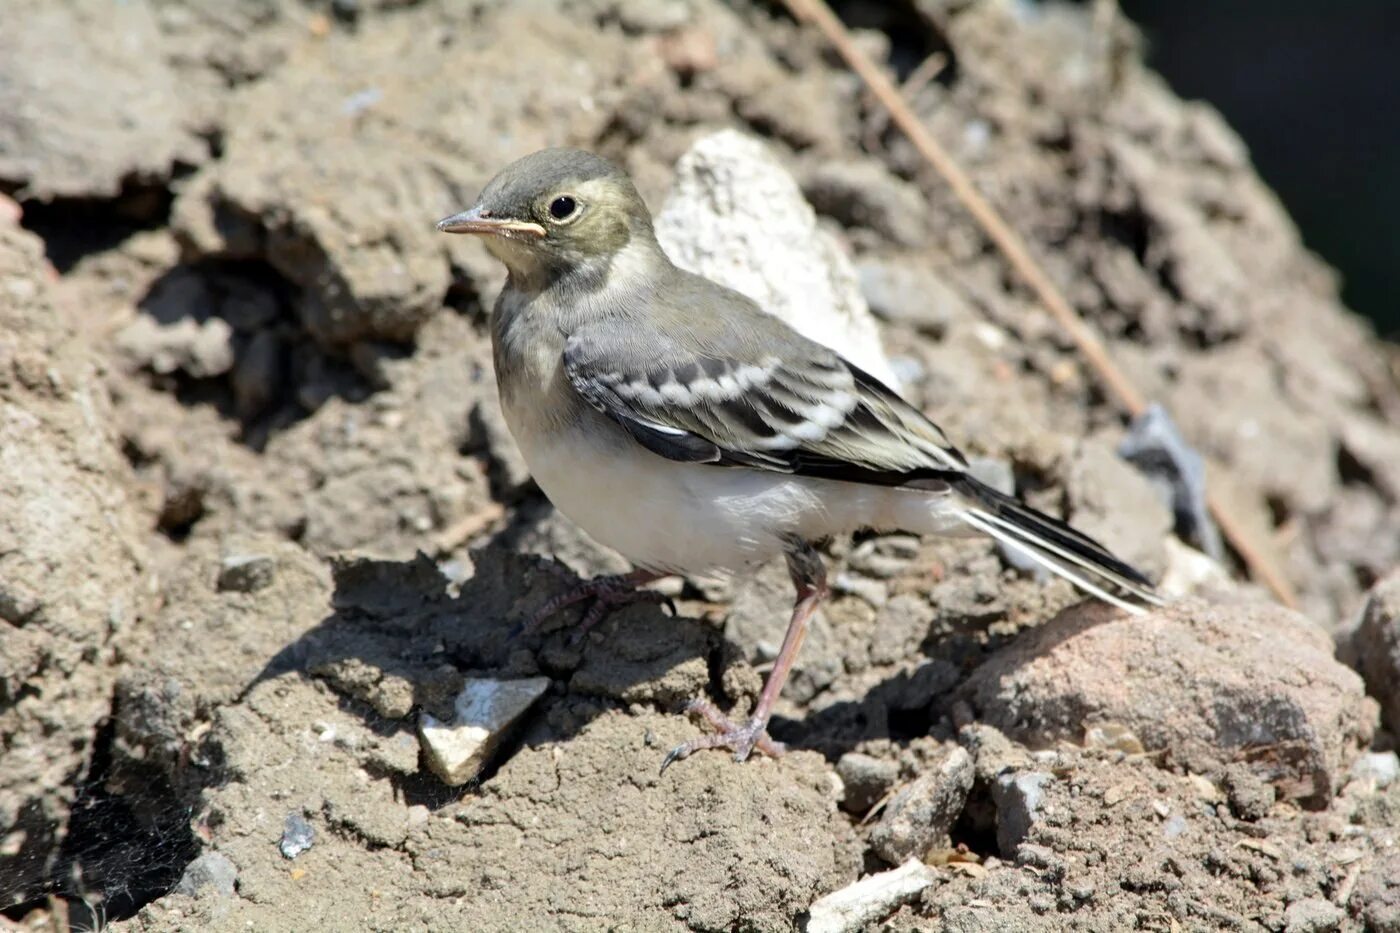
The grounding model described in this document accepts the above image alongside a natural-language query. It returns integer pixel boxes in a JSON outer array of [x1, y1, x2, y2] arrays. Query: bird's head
[[438, 148, 656, 286]]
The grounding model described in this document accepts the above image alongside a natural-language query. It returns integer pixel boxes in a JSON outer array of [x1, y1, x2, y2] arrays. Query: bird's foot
[[516, 569, 673, 643], [660, 699, 785, 771]]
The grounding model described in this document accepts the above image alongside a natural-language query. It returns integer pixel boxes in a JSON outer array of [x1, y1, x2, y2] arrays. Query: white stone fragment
[[418, 676, 551, 785], [1158, 536, 1237, 598], [655, 130, 899, 388], [806, 859, 938, 933]]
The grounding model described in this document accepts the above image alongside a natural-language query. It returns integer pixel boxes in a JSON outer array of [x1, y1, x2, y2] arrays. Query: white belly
[[507, 404, 962, 576]]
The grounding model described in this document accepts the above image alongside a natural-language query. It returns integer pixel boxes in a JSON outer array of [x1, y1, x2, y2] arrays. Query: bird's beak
[[436, 207, 546, 240]]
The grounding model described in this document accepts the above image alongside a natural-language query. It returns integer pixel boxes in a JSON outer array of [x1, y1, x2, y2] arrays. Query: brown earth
[[1, 1, 1398, 931]]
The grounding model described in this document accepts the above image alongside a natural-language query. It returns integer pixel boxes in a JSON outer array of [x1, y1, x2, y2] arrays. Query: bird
[[437, 147, 1162, 768]]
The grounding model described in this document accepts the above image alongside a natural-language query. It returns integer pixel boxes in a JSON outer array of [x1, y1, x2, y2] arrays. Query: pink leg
[[518, 567, 672, 642], [663, 542, 828, 770]]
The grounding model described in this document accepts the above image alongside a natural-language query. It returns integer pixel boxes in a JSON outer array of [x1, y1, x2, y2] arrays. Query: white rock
[[655, 130, 899, 387], [806, 859, 938, 933], [418, 676, 550, 785], [1158, 536, 1236, 598]]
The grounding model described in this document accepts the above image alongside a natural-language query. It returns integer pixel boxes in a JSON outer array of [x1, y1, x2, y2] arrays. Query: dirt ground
[[2, 1, 1398, 931]]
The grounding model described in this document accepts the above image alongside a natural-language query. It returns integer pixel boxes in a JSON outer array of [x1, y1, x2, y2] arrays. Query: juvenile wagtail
[[438, 148, 1161, 768]]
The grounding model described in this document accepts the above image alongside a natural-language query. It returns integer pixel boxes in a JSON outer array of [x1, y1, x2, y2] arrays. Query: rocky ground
[[1, 1, 1398, 931]]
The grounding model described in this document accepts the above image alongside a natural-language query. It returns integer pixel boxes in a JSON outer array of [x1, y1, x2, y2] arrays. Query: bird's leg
[[517, 567, 673, 642], [663, 540, 828, 769]]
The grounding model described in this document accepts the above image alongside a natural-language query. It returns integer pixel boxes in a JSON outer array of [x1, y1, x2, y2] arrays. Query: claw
[[659, 698, 786, 772], [658, 745, 687, 775]]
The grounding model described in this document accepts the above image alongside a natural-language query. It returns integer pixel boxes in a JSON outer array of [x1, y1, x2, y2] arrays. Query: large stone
[[654, 130, 899, 387], [964, 600, 1376, 806]]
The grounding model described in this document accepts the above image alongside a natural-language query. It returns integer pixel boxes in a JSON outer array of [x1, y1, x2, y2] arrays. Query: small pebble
[[835, 752, 898, 815], [279, 812, 315, 860], [1224, 764, 1275, 821], [174, 851, 237, 897], [218, 554, 276, 593]]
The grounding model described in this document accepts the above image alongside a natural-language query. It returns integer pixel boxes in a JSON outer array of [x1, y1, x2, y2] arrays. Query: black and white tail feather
[[952, 477, 1162, 615]]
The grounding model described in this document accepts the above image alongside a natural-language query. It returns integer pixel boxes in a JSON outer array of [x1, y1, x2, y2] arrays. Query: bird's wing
[[564, 274, 1161, 612], [563, 294, 968, 487]]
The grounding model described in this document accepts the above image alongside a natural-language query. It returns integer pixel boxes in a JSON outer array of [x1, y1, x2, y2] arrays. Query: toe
[[660, 706, 785, 770], [659, 744, 688, 774]]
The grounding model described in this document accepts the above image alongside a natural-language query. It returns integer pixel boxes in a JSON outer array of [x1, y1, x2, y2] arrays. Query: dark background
[[1120, 1, 1399, 338]]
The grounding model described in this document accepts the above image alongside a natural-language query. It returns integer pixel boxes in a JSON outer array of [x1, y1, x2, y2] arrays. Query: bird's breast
[[495, 380, 792, 575]]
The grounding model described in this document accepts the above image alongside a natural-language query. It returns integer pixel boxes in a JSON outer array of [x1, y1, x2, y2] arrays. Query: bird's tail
[[951, 476, 1164, 616]]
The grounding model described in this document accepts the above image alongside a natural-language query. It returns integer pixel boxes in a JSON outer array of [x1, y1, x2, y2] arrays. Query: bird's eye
[[548, 196, 578, 221]]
